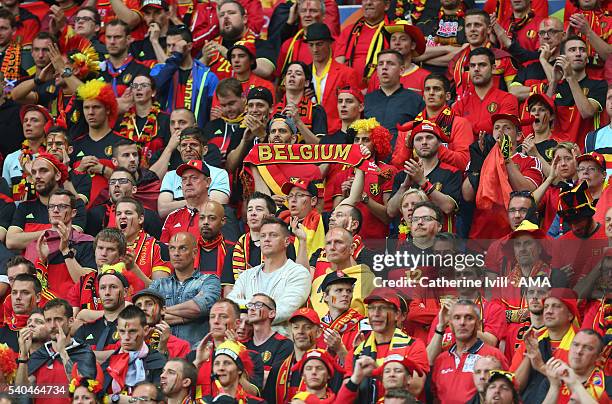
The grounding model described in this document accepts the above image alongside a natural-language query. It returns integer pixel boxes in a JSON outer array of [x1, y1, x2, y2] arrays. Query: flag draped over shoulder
[[279, 208, 325, 260], [594, 184, 611, 225]]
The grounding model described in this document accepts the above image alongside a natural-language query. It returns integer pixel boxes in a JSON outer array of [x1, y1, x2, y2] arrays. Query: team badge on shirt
[[487, 102, 498, 113], [105, 146, 113, 156], [123, 73, 133, 84], [262, 351, 272, 363], [527, 30, 536, 39], [369, 183, 380, 196]]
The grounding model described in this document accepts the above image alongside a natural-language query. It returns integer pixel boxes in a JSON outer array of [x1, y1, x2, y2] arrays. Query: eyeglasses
[[109, 178, 133, 186], [508, 207, 530, 215], [287, 193, 312, 200], [411, 215, 437, 224], [74, 16, 95, 23], [48, 203, 71, 211], [538, 29, 563, 37], [246, 302, 273, 310], [577, 166, 600, 174], [130, 82, 152, 90]]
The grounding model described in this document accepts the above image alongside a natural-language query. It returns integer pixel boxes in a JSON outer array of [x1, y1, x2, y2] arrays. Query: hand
[[154, 320, 171, 347], [243, 115, 265, 141], [55, 221, 71, 253], [148, 22, 161, 42], [521, 134, 537, 157], [539, 43, 553, 62], [287, 0, 298, 25], [61, 146, 71, 166], [37, 232, 50, 264], [271, 194, 286, 208], [282, 103, 300, 122], [359, 144, 371, 159], [194, 334, 214, 365], [78, 155, 98, 172], [201, 41, 217, 65], [554, 55, 572, 81], [48, 43, 67, 73], [544, 358, 563, 385], [168, 131, 181, 151], [548, 155, 562, 182], [477, 130, 487, 153], [323, 327, 344, 353], [210, 106, 223, 121], [51, 324, 68, 354], [525, 328, 546, 374], [340, 176, 354, 196], [225, 328, 239, 342], [353, 356, 377, 383], [438, 298, 453, 329], [122, 250, 136, 270], [18, 327, 33, 355], [304, 87, 315, 101], [569, 13, 590, 36], [117, 87, 134, 114], [290, 216, 307, 242], [38, 63, 55, 83], [48, 5, 66, 34], [404, 159, 425, 186]]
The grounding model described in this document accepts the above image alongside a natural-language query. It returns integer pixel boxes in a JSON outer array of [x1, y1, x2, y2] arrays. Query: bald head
[[169, 232, 197, 272], [538, 17, 564, 51], [200, 201, 226, 240], [325, 227, 354, 265]]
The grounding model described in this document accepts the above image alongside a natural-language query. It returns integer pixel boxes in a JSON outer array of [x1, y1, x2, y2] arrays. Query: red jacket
[[317, 60, 361, 134]]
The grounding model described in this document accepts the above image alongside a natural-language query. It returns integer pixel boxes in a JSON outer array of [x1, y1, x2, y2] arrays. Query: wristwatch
[[61, 67, 74, 78], [111, 393, 121, 404], [62, 250, 75, 260], [361, 193, 369, 204]]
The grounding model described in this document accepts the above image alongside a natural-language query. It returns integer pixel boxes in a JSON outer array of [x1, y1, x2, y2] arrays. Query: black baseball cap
[[320, 271, 357, 292], [132, 288, 165, 305], [246, 86, 273, 106]]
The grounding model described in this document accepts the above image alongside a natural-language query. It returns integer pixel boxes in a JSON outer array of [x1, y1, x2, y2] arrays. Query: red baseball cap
[[364, 288, 401, 310], [337, 86, 364, 104], [281, 178, 322, 198], [576, 152, 606, 172], [526, 93, 555, 113], [545, 288, 580, 324], [491, 113, 521, 128], [20, 104, 52, 123], [409, 120, 450, 146], [371, 350, 427, 377], [291, 348, 343, 375], [176, 159, 211, 177], [228, 40, 257, 70], [289, 307, 321, 325]]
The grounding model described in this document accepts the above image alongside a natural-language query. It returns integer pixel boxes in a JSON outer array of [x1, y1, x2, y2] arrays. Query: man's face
[[529, 102, 552, 134], [382, 362, 409, 390], [0, 18, 14, 47], [48, 194, 75, 226], [11, 280, 37, 315], [178, 137, 205, 162], [376, 53, 402, 87], [324, 228, 352, 264], [236, 312, 253, 341], [116, 201, 143, 238], [577, 160, 605, 189], [117, 317, 147, 351], [44, 306, 72, 341], [564, 39, 588, 71], [287, 186, 315, 218], [31, 159, 58, 197], [23, 110, 46, 140], [213, 355, 240, 387], [160, 361, 185, 396], [27, 312, 49, 342], [46, 133, 71, 161], [98, 275, 124, 311], [113, 144, 140, 174], [74, 10, 99, 38], [130, 385, 158, 403], [537, 19, 564, 51], [218, 92, 245, 120], [166, 34, 191, 55], [328, 204, 354, 231], [109, 172, 136, 203], [199, 203, 225, 240], [181, 168, 210, 200], [31, 38, 53, 69], [513, 235, 541, 267], [218, 3, 245, 39], [337, 93, 362, 122], [473, 357, 499, 394], [0, 0, 17, 7], [543, 297, 573, 329], [246, 295, 274, 325], [469, 54, 493, 87], [324, 282, 354, 312], [507, 196, 532, 230], [423, 79, 448, 109], [567, 216, 594, 238], [569, 332, 601, 373], [298, 0, 323, 27], [246, 198, 271, 232], [170, 110, 195, 135], [285, 64, 307, 92], [302, 359, 329, 390], [307, 39, 331, 64], [142, 6, 166, 28], [511, 0, 529, 12], [411, 206, 441, 240], [526, 286, 549, 315], [353, 130, 374, 156], [230, 48, 252, 75], [94, 240, 122, 267], [168, 234, 196, 271], [413, 132, 440, 159], [390, 32, 413, 57], [464, 15, 489, 46], [210, 302, 238, 339], [132, 75, 155, 105], [449, 304, 478, 342], [606, 207, 612, 239], [246, 99, 271, 121], [268, 121, 295, 144], [105, 24, 129, 57], [290, 318, 321, 350], [135, 296, 162, 326], [259, 223, 289, 257], [361, 0, 388, 22], [367, 301, 398, 334], [484, 380, 515, 404], [83, 99, 109, 129]]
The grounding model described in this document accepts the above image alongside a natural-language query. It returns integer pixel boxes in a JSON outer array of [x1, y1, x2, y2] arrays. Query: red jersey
[[160, 207, 200, 244], [500, 12, 543, 53], [432, 340, 508, 404], [367, 65, 430, 95], [539, 184, 563, 233], [207, 31, 257, 81], [211, 73, 275, 109], [452, 86, 519, 138], [13, 8, 40, 46], [32, 357, 71, 404], [276, 32, 312, 78]]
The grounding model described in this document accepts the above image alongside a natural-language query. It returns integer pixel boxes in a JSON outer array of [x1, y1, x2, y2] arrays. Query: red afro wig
[[77, 80, 119, 126], [349, 118, 393, 162]]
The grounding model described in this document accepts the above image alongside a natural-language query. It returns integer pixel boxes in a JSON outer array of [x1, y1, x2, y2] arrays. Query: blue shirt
[[160, 162, 230, 200]]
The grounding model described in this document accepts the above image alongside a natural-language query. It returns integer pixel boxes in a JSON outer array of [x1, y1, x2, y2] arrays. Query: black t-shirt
[[245, 333, 293, 371], [319, 130, 349, 144], [0, 197, 15, 232], [71, 131, 126, 163], [0, 100, 23, 158], [202, 118, 245, 161], [74, 316, 118, 350], [198, 243, 234, 276], [100, 58, 151, 88], [10, 198, 87, 232], [130, 37, 167, 63], [392, 162, 462, 204], [48, 240, 96, 268], [70, 171, 93, 201], [514, 61, 547, 85]]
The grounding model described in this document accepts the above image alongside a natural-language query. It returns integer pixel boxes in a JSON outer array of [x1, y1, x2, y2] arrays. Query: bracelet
[[101, 165, 106, 176], [420, 180, 435, 195], [434, 328, 444, 336], [16, 358, 28, 364]]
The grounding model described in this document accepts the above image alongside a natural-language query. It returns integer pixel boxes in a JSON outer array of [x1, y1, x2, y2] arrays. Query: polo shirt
[[10, 198, 87, 233], [160, 206, 200, 243], [431, 339, 508, 404], [364, 86, 425, 141], [159, 163, 230, 200]]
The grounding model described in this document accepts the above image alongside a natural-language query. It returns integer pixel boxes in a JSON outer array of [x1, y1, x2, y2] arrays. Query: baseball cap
[[383, 20, 426, 56], [371, 351, 427, 377], [320, 271, 357, 292], [289, 307, 320, 325], [291, 348, 341, 375], [364, 288, 401, 310], [576, 152, 606, 172], [141, 0, 168, 10], [228, 40, 257, 70], [20, 104, 52, 123], [409, 120, 450, 146], [491, 113, 521, 128], [247, 86, 273, 106], [281, 178, 320, 198], [176, 159, 211, 177], [336, 86, 364, 104], [526, 93, 555, 113], [545, 288, 580, 323], [132, 288, 165, 305], [98, 269, 130, 288]]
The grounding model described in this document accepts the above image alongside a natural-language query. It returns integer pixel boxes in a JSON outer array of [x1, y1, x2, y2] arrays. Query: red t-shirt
[[276, 36, 312, 78], [499, 14, 543, 53], [160, 207, 200, 244], [335, 19, 389, 81]]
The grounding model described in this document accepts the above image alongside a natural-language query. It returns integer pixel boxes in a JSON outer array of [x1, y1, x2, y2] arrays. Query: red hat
[[576, 152, 606, 172], [291, 348, 344, 375], [289, 307, 321, 325], [546, 288, 580, 324], [371, 350, 427, 377], [228, 40, 257, 70], [140, 0, 168, 10], [35, 152, 69, 185], [492, 113, 521, 128], [336, 86, 364, 104], [20, 104, 52, 123], [409, 120, 450, 146], [384, 20, 426, 56], [526, 93, 555, 114], [281, 178, 322, 198], [176, 159, 211, 177], [364, 288, 401, 310]]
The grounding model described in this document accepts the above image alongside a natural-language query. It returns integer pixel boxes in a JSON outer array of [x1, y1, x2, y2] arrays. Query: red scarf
[[106, 344, 149, 394], [6, 313, 28, 331], [198, 234, 227, 278]]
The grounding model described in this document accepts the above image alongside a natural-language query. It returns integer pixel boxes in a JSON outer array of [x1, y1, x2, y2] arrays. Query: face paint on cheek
[[331, 296, 336, 305]]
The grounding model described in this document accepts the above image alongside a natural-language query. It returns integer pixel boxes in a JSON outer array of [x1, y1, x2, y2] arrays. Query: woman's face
[[401, 193, 423, 223]]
